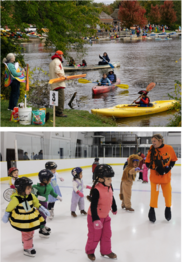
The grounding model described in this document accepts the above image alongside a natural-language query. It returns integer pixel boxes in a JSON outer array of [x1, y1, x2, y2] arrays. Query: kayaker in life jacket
[[98, 52, 110, 65], [69, 57, 76, 66], [107, 70, 117, 83], [134, 91, 150, 107], [79, 59, 87, 67], [98, 73, 111, 86]]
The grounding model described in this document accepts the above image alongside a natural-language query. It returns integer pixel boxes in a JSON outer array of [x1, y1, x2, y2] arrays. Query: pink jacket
[[141, 163, 149, 181], [88, 183, 113, 218]]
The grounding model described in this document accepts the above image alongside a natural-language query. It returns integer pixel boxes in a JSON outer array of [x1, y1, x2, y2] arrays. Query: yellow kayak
[[91, 100, 178, 118]]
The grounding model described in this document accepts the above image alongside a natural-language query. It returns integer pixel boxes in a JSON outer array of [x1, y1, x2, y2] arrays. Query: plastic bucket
[[19, 107, 32, 125]]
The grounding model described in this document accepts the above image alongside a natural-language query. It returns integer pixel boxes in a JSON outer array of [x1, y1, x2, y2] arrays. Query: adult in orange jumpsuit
[[145, 134, 178, 223]]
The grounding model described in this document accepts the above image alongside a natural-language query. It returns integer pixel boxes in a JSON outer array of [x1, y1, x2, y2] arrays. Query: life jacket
[[140, 97, 150, 107], [107, 73, 115, 82], [101, 77, 108, 85], [88, 182, 113, 218]]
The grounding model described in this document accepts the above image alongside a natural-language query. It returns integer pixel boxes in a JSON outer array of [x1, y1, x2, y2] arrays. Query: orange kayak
[[92, 79, 121, 95], [49, 74, 86, 84]]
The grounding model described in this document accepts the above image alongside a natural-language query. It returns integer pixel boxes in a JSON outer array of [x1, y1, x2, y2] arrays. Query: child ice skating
[[32, 169, 62, 237], [45, 161, 64, 219], [2, 177, 49, 257], [92, 158, 99, 181], [141, 158, 149, 183], [119, 154, 142, 211], [8, 167, 19, 188], [85, 164, 117, 261], [71, 167, 91, 217]]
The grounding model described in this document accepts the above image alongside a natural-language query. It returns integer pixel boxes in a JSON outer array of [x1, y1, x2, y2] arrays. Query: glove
[[86, 185, 92, 189], [112, 211, 117, 215], [39, 206, 50, 216], [93, 220, 103, 230], [76, 190, 84, 198], [135, 167, 140, 171], [144, 157, 146, 160], [59, 177, 64, 182], [164, 166, 171, 174], [57, 195, 62, 201], [10, 185, 15, 189], [155, 167, 165, 175], [2, 212, 10, 223], [37, 195, 46, 201]]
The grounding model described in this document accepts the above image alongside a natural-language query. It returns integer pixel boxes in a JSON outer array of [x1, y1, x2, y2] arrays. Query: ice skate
[[148, 207, 156, 223], [24, 249, 36, 257], [101, 252, 117, 259], [165, 207, 171, 221], [49, 208, 54, 219], [45, 226, 51, 233], [121, 205, 125, 209], [71, 211, 77, 217], [87, 253, 96, 261], [126, 207, 134, 211], [80, 210, 87, 215], [39, 227, 50, 238]]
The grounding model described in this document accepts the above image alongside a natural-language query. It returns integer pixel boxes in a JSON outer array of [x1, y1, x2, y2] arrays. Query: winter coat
[[49, 55, 66, 90]]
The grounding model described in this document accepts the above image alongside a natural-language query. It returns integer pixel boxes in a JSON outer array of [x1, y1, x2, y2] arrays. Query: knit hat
[[138, 90, 148, 95]]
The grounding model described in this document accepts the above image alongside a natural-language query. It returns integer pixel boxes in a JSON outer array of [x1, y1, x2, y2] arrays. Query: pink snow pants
[[85, 214, 112, 255], [22, 231, 34, 249]]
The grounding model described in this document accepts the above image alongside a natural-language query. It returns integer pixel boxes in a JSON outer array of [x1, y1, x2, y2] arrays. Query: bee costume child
[[2, 177, 50, 257]]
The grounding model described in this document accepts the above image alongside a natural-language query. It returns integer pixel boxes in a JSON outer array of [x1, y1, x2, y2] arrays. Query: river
[[21, 38, 181, 127]]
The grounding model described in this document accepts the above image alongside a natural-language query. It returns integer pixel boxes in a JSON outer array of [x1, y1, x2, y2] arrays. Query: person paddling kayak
[[107, 70, 117, 83], [98, 52, 110, 65], [134, 90, 150, 107], [98, 73, 111, 86]]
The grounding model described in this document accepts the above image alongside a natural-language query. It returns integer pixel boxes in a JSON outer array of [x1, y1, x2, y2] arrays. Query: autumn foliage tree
[[148, 4, 161, 24], [160, 1, 177, 26], [118, 0, 147, 29]]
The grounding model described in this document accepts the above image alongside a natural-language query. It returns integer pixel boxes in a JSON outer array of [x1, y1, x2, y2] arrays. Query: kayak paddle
[[100, 56, 115, 69], [49, 74, 86, 84], [78, 79, 129, 89], [131, 82, 156, 104]]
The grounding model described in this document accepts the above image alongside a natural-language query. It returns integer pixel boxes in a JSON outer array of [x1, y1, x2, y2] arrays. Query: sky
[[94, 0, 114, 4]]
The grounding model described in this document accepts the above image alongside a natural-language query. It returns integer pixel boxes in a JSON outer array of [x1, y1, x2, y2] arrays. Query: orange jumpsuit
[[145, 144, 178, 208]]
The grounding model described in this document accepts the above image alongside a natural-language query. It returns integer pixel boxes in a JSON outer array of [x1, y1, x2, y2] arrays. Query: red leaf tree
[[148, 4, 161, 25], [118, 0, 147, 29], [160, 1, 177, 26]]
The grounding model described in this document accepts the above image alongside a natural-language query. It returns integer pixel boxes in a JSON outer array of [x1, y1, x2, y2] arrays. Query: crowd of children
[[2, 137, 177, 260]]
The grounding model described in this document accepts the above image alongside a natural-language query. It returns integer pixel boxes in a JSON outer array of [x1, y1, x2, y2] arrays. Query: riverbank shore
[[1, 100, 117, 127]]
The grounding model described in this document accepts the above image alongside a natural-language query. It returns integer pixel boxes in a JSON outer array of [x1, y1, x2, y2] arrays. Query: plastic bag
[[32, 110, 45, 125]]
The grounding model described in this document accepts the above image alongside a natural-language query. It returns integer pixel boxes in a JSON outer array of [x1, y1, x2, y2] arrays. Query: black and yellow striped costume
[[6, 192, 45, 232]]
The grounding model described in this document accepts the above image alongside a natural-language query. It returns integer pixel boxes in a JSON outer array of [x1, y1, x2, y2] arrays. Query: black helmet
[[45, 161, 57, 170], [94, 164, 114, 179], [95, 157, 99, 161], [38, 169, 53, 184], [15, 177, 33, 192]]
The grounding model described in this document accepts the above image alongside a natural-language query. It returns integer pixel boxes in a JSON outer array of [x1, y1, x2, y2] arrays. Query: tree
[[160, 1, 177, 26], [148, 4, 161, 24], [1, 1, 102, 58], [118, 1, 147, 29]]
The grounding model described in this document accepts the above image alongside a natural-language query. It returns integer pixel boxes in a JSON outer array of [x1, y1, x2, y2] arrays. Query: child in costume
[[85, 164, 117, 261], [145, 133, 178, 223], [141, 158, 149, 183], [92, 157, 99, 181], [8, 167, 19, 188], [45, 161, 64, 219], [2, 177, 49, 257], [32, 169, 62, 237], [71, 167, 91, 217], [119, 154, 142, 211]]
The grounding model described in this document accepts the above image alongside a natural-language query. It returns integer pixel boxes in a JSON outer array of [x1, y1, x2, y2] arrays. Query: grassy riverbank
[[1, 100, 117, 127]]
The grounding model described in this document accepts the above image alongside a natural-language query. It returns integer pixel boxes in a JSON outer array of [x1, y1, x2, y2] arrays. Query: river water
[[21, 38, 181, 127]]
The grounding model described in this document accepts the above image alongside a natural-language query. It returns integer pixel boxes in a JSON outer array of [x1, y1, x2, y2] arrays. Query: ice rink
[[1, 165, 181, 262]]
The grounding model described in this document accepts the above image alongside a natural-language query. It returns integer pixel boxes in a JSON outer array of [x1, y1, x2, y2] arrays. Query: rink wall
[[0, 158, 181, 181]]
